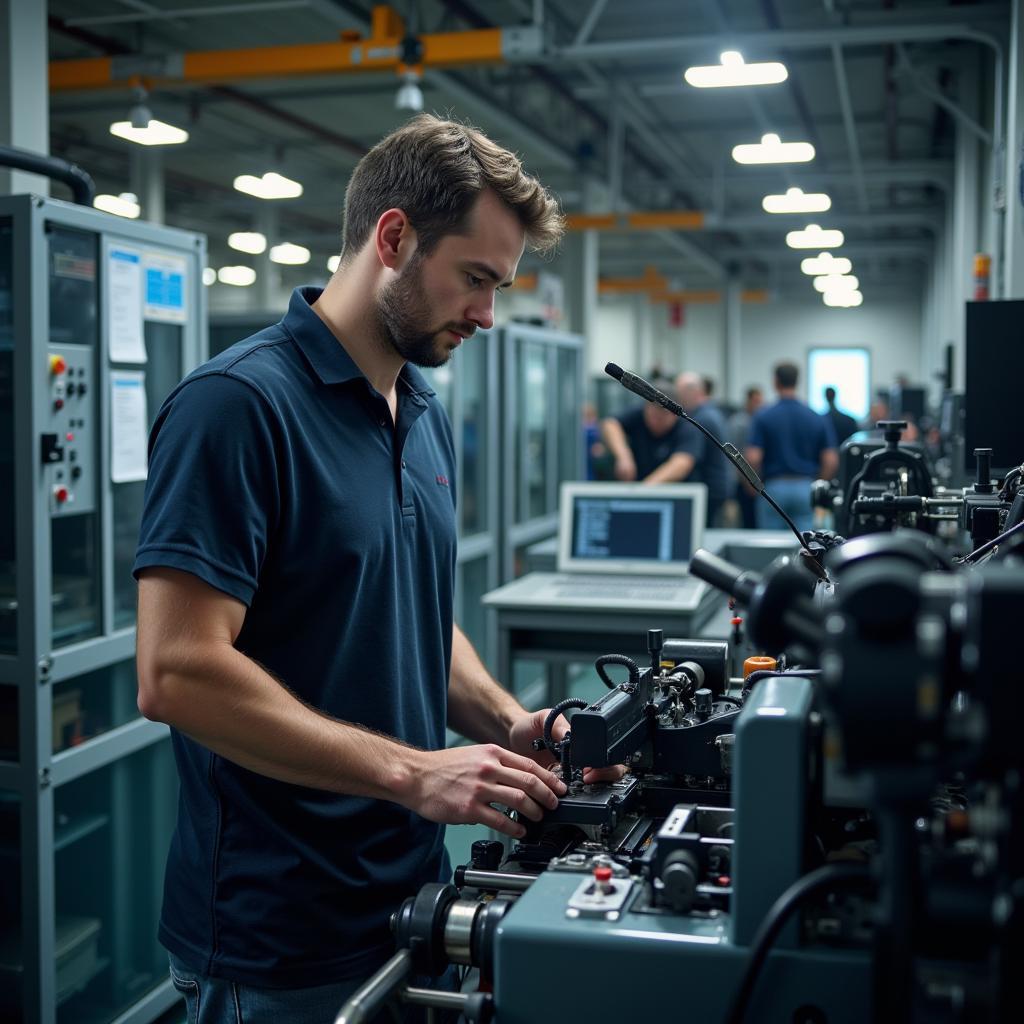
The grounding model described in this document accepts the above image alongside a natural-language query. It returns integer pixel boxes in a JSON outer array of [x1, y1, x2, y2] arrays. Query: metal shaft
[[334, 949, 412, 1024], [458, 869, 535, 892]]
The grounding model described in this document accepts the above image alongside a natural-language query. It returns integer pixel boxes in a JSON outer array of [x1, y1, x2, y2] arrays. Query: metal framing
[[0, 193, 206, 1024]]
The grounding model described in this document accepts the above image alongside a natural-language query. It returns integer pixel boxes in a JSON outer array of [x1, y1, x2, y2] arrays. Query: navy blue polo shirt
[[615, 406, 703, 479], [688, 400, 732, 505], [133, 287, 457, 987], [748, 397, 837, 480]]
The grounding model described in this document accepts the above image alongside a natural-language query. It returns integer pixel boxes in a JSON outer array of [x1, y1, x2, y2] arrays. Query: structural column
[[1003, 0, 1024, 298], [0, 0, 49, 196], [130, 148, 165, 225], [724, 275, 742, 406], [563, 180, 600, 377]]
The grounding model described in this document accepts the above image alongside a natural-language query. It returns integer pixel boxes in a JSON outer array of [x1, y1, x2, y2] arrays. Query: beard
[[375, 255, 471, 368]]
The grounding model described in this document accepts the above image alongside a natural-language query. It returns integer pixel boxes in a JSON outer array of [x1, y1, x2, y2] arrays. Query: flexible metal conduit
[[0, 145, 95, 206]]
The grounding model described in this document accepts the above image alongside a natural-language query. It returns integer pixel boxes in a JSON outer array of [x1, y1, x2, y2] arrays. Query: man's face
[[748, 390, 763, 413], [376, 189, 526, 368], [643, 402, 679, 437]]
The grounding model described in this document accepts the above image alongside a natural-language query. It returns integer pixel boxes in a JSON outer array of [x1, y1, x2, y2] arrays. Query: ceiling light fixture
[[762, 187, 831, 214], [823, 290, 864, 308], [217, 266, 257, 287], [395, 70, 424, 112], [228, 231, 267, 254], [801, 252, 852, 276], [684, 51, 788, 88], [732, 133, 815, 165], [813, 273, 860, 294], [202, 268, 217, 286], [109, 85, 188, 146], [785, 224, 844, 249], [327, 255, 340, 273], [233, 172, 303, 200], [93, 192, 141, 219], [269, 242, 310, 266]]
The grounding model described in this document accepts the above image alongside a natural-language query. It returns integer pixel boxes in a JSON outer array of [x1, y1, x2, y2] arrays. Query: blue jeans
[[169, 953, 459, 1024], [756, 477, 814, 533]]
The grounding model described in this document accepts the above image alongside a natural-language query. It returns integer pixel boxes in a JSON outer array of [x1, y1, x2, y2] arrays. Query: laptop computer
[[487, 482, 710, 612]]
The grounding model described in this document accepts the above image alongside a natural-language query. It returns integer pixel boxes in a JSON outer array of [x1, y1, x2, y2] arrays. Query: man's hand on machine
[[402, 745, 566, 839], [508, 708, 629, 787]]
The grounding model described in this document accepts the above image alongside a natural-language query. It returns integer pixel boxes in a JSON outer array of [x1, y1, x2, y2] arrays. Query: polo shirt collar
[[283, 286, 436, 398]]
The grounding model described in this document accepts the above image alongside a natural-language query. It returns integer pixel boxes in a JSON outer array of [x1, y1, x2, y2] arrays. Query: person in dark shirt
[[599, 378, 703, 483], [745, 362, 838, 532], [675, 371, 731, 525], [823, 386, 859, 448], [133, 115, 622, 1024]]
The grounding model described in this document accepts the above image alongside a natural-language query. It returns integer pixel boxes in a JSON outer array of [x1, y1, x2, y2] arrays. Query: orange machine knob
[[743, 656, 777, 679], [49, 355, 67, 375]]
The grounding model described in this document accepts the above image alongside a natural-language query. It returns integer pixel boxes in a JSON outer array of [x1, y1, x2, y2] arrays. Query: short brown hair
[[775, 362, 799, 389], [340, 113, 563, 262]]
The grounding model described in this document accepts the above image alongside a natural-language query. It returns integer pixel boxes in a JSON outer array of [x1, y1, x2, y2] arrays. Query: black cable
[[959, 517, 1024, 564], [542, 698, 589, 756], [603, 363, 826, 576], [723, 862, 871, 1024], [594, 653, 641, 691], [741, 669, 821, 698], [713, 694, 744, 708]]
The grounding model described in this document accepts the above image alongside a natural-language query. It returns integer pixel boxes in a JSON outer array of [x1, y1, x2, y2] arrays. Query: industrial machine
[[334, 478, 1024, 1022]]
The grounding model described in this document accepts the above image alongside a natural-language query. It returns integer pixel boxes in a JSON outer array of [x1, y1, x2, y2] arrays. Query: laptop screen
[[557, 482, 707, 575]]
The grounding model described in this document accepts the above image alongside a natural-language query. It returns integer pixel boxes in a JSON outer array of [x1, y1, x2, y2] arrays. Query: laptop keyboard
[[553, 575, 700, 601]]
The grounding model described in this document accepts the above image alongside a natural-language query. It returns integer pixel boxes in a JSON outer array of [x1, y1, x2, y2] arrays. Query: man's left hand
[[507, 707, 628, 786]]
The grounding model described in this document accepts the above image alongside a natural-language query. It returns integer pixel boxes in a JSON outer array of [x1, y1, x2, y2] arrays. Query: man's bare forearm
[[447, 624, 523, 746]]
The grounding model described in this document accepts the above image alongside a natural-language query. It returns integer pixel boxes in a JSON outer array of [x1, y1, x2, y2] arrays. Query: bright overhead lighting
[[732, 133, 815, 165], [801, 252, 852, 276], [233, 172, 303, 200], [786, 224, 844, 249], [202, 267, 217, 286], [327, 255, 340, 273], [109, 119, 189, 146], [269, 242, 310, 265], [684, 51, 788, 88], [93, 192, 140, 219], [762, 187, 831, 214], [228, 231, 267, 254], [396, 70, 424, 112], [813, 273, 859, 294], [217, 266, 257, 287], [823, 290, 863, 308]]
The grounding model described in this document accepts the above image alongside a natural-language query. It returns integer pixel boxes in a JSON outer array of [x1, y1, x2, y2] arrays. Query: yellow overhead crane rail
[[49, 4, 541, 91], [566, 211, 707, 232], [597, 267, 768, 304]]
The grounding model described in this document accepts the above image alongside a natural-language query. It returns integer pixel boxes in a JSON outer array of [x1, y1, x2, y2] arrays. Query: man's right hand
[[614, 453, 637, 481], [402, 745, 567, 839]]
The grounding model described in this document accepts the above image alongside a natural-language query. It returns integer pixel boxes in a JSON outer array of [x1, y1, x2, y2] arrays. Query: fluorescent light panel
[[685, 51, 788, 88], [228, 231, 267, 254], [269, 242, 310, 265], [109, 119, 189, 146], [823, 290, 863, 308], [93, 193, 140, 219], [234, 172, 303, 200], [763, 187, 831, 214], [813, 274, 860, 294], [733, 133, 814, 165], [217, 266, 256, 286], [801, 253, 852, 276], [786, 224, 844, 249]]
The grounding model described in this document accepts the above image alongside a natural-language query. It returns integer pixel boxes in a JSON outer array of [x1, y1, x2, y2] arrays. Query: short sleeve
[[820, 413, 838, 450], [132, 373, 282, 605], [670, 420, 704, 460]]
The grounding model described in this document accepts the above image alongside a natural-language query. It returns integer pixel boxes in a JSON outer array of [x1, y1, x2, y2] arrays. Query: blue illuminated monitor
[[557, 482, 707, 575]]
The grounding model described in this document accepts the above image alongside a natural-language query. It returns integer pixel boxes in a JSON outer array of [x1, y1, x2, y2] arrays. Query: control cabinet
[[0, 194, 206, 1024]]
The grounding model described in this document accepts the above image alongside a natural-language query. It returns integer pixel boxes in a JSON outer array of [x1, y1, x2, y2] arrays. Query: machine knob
[[694, 688, 713, 716], [49, 354, 67, 375], [661, 850, 699, 913], [54, 487, 69, 505], [470, 840, 504, 871]]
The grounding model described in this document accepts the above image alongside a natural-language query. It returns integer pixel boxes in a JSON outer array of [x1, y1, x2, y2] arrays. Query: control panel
[[42, 345, 95, 517]]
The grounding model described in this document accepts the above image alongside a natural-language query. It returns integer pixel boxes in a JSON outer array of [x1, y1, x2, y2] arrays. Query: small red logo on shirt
[[436, 474, 449, 486]]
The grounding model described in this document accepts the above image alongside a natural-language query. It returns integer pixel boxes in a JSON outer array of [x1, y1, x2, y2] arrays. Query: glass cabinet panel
[[457, 556, 489, 660], [459, 340, 488, 537], [54, 741, 177, 1024], [0, 220, 13, 655], [113, 321, 183, 629], [51, 659, 139, 754], [519, 342, 549, 522], [0, 790, 21, 1016], [556, 346, 582, 486]]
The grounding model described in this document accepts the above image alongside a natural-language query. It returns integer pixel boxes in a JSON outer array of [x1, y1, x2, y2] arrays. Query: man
[[675, 371, 731, 526], [823, 386, 858, 446], [727, 387, 763, 528], [599, 378, 703, 484], [134, 114, 619, 1023], [745, 362, 838, 532]]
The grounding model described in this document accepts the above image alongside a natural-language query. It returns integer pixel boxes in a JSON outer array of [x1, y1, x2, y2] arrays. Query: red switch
[[54, 487, 69, 504], [65, 432, 74, 442], [49, 355, 67, 375], [53, 399, 64, 411]]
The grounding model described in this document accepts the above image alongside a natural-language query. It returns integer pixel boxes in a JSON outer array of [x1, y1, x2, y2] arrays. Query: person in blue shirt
[[745, 362, 838, 532], [675, 371, 732, 526], [133, 114, 620, 1024], [599, 378, 704, 484]]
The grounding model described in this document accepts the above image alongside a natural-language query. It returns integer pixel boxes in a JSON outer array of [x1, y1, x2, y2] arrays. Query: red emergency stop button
[[593, 866, 613, 882], [54, 487, 69, 504], [49, 355, 67, 375], [65, 432, 74, 442]]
